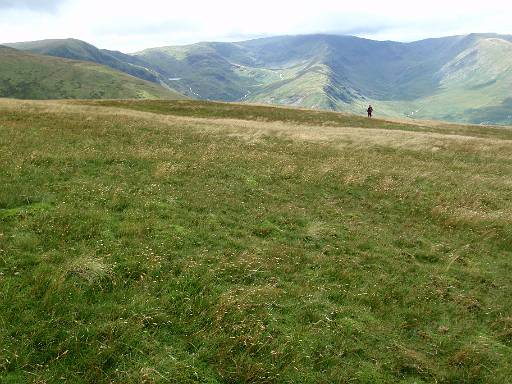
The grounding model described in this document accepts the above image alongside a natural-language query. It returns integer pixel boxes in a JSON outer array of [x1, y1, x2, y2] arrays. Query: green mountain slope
[[0, 46, 186, 100], [134, 33, 512, 125], [5, 38, 162, 84], [134, 34, 465, 103], [134, 42, 261, 100], [386, 36, 512, 124]]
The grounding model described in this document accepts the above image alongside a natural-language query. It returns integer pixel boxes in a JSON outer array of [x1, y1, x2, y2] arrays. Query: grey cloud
[[0, 0, 66, 11]]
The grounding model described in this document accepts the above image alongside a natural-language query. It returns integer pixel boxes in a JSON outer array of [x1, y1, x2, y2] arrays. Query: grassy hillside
[[5, 39, 163, 84], [1, 99, 511, 383], [133, 38, 335, 102], [134, 43, 261, 101], [384, 37, 512, 124], [0, 46, 185, 100]]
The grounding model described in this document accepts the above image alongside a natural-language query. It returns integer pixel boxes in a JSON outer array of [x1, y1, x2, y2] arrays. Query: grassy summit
[[1, 99, 511, 383]]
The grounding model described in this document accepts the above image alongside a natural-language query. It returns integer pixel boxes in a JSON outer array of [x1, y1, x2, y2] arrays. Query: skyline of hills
[[3, 33, 512, 125]]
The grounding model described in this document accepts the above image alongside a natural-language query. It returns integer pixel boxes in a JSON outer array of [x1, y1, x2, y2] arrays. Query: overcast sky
[[1, 0, 511, 52]]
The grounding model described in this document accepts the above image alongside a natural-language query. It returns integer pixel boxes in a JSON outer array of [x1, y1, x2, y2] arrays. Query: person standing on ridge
[[367, 105, 374, 118]]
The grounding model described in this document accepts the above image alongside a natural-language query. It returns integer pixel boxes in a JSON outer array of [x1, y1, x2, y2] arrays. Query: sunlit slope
[[0, 46, 186, 100]]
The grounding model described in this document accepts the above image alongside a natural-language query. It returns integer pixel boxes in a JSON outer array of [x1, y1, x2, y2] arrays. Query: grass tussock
[[66, 257, 112, 284]]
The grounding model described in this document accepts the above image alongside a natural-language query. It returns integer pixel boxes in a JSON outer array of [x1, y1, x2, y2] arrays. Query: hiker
[[367, 105, 374, 118]]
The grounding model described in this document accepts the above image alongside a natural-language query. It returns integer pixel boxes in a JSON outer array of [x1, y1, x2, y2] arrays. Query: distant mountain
[[134, 33, 512, 125], [5, 34, 512, 124], [0, 46, 186, 100], [394, 35, 512, 124]]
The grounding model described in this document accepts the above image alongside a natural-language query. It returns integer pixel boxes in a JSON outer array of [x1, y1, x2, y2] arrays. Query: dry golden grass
[[3, 99, 511, 157]]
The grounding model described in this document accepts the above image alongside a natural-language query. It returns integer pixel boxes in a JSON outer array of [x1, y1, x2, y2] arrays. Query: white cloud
[[1, 0, 511, 51]]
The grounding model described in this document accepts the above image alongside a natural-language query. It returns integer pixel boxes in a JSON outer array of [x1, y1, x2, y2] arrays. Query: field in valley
[[1, 99, 511, 383]]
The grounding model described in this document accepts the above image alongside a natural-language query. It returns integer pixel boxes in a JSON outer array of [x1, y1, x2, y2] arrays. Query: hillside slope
[[5, 38, 163, 84], [0, 46, 186, 100], [1, 99, 511, 383], [134, 33, 512, 124], [387, 36, 512, 124]]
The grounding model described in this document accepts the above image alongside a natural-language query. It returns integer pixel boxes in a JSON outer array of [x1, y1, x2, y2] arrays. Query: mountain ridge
[[4, 33, 512, 124]]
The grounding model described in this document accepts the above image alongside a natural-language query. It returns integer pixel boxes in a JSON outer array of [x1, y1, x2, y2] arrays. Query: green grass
[[1, 99, 511, 383]]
